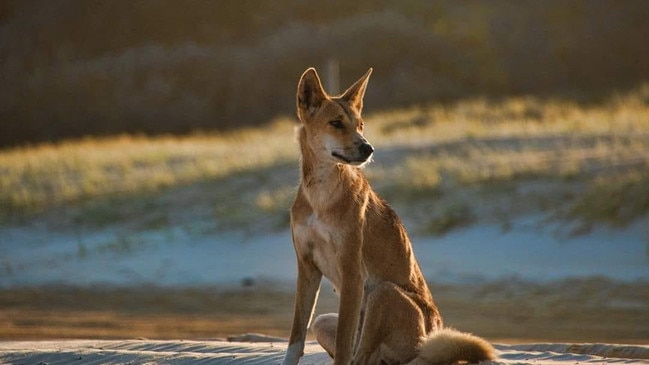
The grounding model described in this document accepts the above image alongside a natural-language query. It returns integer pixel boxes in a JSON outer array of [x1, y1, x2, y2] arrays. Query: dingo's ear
[[297, 68, 328, 119], [341, 68, 372, 113]]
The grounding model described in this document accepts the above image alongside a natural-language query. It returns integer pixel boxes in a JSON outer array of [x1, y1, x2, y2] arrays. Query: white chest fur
[[292, 213, 343, 292]]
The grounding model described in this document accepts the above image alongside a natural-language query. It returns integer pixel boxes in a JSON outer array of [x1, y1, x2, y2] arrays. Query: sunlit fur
[[283, 68, 496, 365]]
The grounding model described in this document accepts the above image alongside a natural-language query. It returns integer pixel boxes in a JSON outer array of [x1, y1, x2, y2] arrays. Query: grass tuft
[[568, 171, 649, 227], [422, 203, 475, 236]]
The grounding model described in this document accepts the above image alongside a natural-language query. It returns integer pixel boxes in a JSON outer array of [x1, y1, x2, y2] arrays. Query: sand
[[1, 336, 648, 365], [2, 185, 648, 364]]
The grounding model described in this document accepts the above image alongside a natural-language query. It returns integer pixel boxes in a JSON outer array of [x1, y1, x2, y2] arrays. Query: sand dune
[[1, 337, 647, 365]]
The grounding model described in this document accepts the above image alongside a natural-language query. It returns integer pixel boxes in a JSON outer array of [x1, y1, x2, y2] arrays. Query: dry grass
[[1, 84, 649, 231], [0, 120, 298, 218], [368, 84, 649, 185], [366, 84, 649, 232]]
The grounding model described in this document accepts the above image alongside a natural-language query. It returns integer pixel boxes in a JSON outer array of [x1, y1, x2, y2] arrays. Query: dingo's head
[[297, 67, 374, 167]]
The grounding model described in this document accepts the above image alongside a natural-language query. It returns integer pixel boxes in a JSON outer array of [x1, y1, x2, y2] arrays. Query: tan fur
[[407, 328, 497, 365], [282, 67, 496, 365]]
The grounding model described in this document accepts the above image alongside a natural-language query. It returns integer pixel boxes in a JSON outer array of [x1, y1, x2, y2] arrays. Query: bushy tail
[[407, 328, 496, 365]]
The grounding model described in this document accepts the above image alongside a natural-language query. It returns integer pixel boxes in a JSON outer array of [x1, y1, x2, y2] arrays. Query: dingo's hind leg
[[354, 282, 426, 365]]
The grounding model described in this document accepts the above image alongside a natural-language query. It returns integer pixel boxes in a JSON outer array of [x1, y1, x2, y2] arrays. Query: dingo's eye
[[329, 120, 344, 129]]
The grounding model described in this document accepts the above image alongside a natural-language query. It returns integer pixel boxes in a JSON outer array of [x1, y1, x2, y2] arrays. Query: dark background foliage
[[2, 0, 649, 147]]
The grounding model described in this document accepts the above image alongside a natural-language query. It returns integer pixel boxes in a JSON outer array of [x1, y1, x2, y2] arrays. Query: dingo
[[282, 68, 496, 365]]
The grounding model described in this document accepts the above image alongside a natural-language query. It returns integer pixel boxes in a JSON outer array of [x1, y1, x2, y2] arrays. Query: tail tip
[[416, 328, 496, 364]]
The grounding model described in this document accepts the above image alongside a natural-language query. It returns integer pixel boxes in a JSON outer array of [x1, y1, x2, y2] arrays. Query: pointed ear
[[341, 68, 372, 113], [297, 68, 328, 119]]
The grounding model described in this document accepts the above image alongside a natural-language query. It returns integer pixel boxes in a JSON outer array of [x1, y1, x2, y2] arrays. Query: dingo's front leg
[[335, 271, 363, 365], [333, 237, 364, 365], [283, 259, 322, 365]]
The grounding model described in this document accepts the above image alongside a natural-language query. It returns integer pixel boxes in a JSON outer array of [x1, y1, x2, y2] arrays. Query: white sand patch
[[1, 216, 647, 288]]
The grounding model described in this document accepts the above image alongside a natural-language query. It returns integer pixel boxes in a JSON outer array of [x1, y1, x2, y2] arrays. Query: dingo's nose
[[359, 142, 374, 158]]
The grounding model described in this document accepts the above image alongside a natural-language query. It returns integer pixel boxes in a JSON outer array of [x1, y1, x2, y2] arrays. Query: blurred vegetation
[[2, 84, 647, 232], [2, 0, 649, 147]]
